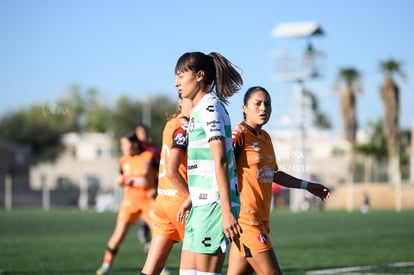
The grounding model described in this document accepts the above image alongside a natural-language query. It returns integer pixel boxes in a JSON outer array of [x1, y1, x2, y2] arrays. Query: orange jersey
[[120, 150, 157, 199], [152, 115, 189, 241], [233, 122, 277, 223], [118, 150, 156, 225], [157, 115, 189, 202]]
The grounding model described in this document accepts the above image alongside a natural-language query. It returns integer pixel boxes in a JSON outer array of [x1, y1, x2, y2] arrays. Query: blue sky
[[1, 0, 413, 135]]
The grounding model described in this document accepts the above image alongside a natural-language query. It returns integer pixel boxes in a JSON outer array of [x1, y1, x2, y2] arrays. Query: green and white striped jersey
[[187, 93, 239, 207]]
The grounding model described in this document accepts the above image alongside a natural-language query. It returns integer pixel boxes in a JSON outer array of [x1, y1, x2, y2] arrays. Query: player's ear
[[196, 70, 205, 81], [242, 105, 248, 117]]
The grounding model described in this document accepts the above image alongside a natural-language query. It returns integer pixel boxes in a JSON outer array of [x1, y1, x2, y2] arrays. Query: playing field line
[[305, 261, 414, 274]]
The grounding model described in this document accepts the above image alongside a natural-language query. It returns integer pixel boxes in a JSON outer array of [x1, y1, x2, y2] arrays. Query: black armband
[[208, 136, 224, 143]]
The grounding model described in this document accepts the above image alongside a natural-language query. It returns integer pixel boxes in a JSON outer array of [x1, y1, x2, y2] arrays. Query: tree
[[333, 67, 362, 211], [333, 68, 362, 146], [354, 119, 387, 158], [111, 95, 143, 145], [0, 104, 74, 163], [110, 94, 177, 151], [0, 84, 178, 163], [353, 120, 410, 183], [58, 85, 111, 133], [303, 89, 331, 129], [379, 58, 405, 187], [379, 58, 405, 159]]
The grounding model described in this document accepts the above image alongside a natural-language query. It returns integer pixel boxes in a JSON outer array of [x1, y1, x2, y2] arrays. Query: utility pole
[[272, 21, 325, 211]]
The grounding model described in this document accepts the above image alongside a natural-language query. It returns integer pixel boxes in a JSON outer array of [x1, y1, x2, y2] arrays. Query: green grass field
[[1, 209, 413, 275]]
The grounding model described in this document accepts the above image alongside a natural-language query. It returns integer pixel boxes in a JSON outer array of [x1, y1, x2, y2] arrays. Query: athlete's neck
[[241, 121, 261, 136], [192, 90, 209, 107]]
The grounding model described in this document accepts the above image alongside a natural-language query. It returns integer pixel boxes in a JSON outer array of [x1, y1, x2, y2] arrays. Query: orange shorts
[[235, 217, 272, 256], [152, 197, 186, 242], [117, 189, 155, 228]]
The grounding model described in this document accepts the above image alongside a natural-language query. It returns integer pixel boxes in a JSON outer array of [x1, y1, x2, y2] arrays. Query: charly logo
[[201, 237, 212, 247], [252, 141, 260, 151], [206, 105, 215, 112], [42, 102, 70, 118]]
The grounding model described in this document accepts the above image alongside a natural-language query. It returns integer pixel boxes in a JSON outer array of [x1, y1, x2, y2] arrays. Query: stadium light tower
[[271, 21, 325, 211]]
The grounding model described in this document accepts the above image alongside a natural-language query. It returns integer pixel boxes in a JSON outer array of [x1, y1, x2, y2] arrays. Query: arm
[[166, 148, 192, 223], [166, 148, 189, 196], [117, 174, 126, 187], [210, 138, 242, 241], [273, 170, 330, 201], [117, 164, 127, 187], [231, 124, 244, 161]]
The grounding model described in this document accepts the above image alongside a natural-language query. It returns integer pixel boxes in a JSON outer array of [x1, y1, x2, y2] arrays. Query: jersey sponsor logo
[[256, 165, 273, 184], [206, 120, 220, 126], [201, 237, 212, 247], [199, 193, 208, 200], [174, 133, 187, 146], [206, 120, 220, 133], [206, 105, 215, 112], [158, 144, 169, 178], [256, 233, 268, 244], [158, 188, 178, 197], [188, 164, 198, 170], [253, 155, 264, 162]]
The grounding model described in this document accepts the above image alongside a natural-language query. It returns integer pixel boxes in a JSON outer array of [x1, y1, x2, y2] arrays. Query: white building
[[30, 132, 119, 192]]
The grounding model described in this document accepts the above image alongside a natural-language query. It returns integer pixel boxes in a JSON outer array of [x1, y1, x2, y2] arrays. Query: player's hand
[[117, 175, 126, 187], [146, 188, 157, 199], [222, 210, 242, 242], [308, 182, 330, 201], [177, 197, 192, 224]]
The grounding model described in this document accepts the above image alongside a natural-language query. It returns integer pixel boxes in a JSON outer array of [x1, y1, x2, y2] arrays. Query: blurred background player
[[136, 123, 161, 163], [141, 94, 193, 275], [96, 133, 157, 275], [135, 124, 161, 251]]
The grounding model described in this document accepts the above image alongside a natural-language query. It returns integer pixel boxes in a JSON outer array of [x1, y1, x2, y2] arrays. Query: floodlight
[[271, 21, 324, 38]]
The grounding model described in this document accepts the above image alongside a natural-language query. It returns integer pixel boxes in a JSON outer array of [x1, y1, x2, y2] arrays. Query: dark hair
[[126, 132, 138, 143], [124, 133, 145, 154], [243, 86, 271, 105], [175, 52, 243, 104]]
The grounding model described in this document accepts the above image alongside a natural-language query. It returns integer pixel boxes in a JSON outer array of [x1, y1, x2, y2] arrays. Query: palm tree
[[333, 68, 362, 146], [379, 58, 405, 159], [333, 67, 362, 212], [303, 89, 332, 129], [379, 58, 405, 189]]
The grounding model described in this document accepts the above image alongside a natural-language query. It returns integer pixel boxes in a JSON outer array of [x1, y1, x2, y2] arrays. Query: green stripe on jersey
[[188, 174, 214, 189], [224, 125, 232, 137], [187, 147, 213, 161]]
